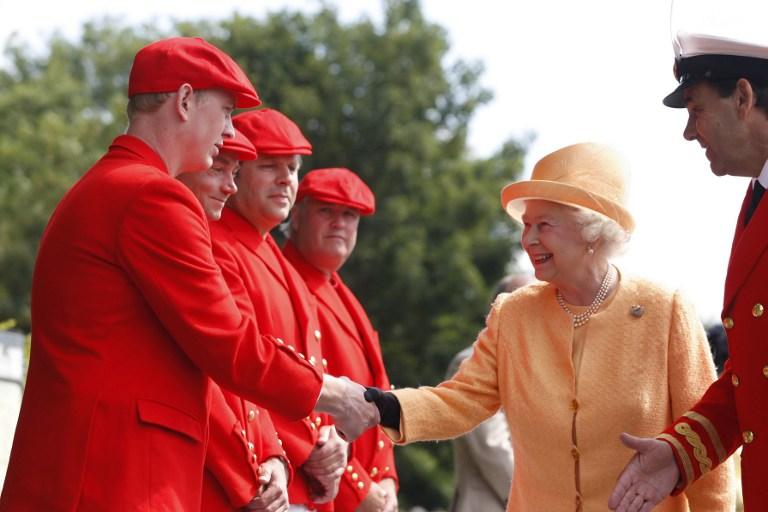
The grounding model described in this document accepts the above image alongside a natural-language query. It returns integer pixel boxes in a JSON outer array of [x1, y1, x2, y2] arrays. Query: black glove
[[364, 386, 401, 429]]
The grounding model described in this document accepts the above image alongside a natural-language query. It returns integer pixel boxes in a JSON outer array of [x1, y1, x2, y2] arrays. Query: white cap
[[663, 31, 768, 108]]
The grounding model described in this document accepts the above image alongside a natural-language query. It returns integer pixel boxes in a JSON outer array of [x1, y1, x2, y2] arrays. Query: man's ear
[[735, 78, 757, 119], [175, 83, 195, 121]]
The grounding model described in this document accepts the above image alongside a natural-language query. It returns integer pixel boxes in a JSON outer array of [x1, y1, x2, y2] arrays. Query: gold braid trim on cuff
[[682, 411, 726, 462], [658, 433, 694, 484], [674, 423, 712, 475]]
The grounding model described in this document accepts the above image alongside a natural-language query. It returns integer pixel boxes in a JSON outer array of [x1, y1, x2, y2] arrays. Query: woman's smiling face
[[521, 199, 589, 287]]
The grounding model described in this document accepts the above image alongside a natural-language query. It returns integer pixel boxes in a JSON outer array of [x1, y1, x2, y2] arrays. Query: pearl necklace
[[556, 265, 616, 328]]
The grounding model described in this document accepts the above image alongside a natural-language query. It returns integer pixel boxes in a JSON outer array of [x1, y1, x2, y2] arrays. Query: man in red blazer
[[178, 130, 293, 511], [284, 168, 399, 512], [210, 108, 348, 512], [0, 38, 372, 511], [609, 33, 768, 511]]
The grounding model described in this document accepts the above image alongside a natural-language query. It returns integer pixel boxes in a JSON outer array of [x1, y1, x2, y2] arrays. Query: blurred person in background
[[444, 273, 532, 512], [704, 323, 729, 376]]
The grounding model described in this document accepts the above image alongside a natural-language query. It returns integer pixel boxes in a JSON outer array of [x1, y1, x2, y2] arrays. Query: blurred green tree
[[0, 0, 526, 507], [0, 23, 156, 327]]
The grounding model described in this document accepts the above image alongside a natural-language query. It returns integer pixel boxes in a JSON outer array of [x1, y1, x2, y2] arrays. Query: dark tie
[[745, 180, 766, 225]]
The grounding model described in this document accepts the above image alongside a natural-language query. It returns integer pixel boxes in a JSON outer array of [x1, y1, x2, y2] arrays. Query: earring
[[587, 245, 595, 255]]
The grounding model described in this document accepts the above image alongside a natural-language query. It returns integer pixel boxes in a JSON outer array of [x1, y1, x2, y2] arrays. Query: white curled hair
[[570, 206, 630, 258]]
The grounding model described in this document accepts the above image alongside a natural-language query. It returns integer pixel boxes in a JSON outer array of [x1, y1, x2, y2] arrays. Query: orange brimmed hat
[[501, 143, 634, 233], [128, 37, 260, 108], [221, 129, 258, 161], [233, 108, 312, 155], [296, 168, 375, 215]]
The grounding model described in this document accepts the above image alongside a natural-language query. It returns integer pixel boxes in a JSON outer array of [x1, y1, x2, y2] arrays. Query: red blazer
[[660, 183, 768, 509], [204, 382, 288, 510], [284, 241, 399, 511], [210, 209, 330, 509], [0, 136, 322, 511]]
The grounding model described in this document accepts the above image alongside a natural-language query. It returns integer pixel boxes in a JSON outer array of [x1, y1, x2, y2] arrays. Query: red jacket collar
[[282, 239, 333, 292], [219, 208, 265, 251], [107, 135, 169, 174]]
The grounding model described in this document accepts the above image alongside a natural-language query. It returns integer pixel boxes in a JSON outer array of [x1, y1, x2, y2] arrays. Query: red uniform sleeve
[[270, 414, 322, 470], [334, 435, 398, 509], [658, 360, 742, 491], [205, 383, 261, 508], [332, 338, 399, 509], [116, 179, 322, 418], [371, 432, 398, 484], [258, 412, 291, 479], [336, 457, 373, 509], [372, 340, 399, 487], [333, 421, 398, 510]]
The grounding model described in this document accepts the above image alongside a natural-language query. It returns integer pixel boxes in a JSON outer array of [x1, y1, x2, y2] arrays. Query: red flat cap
[[233, 108, 312, 155], [297, 168, 375, 216], [221, 129, 258, 161], [128, 37, 260, 108]]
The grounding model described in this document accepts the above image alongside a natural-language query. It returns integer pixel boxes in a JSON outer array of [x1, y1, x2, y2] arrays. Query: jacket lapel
[[723, 183, 768, 310], [331, 276, 387, 385], [221, 210, 291, 290], [254, 236, 290, 291], [283, 241, 358, 342], [268, 236, 316, 350], [282, 241, 380, 376], [315, 279, 363, 344], [220, 209, 263, 255]]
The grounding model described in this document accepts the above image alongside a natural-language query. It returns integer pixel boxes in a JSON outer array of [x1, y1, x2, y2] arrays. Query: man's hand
[[608, 433, 680, 512], [355, 481, 387, 512], [315, 375, 380, 441], [302, 425, 348, 503], [378, 478, 398, 512], [243, 457, 289, 511]]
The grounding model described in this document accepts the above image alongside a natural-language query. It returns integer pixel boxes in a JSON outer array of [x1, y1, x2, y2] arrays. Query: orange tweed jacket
[[390, 274, 735, 511]]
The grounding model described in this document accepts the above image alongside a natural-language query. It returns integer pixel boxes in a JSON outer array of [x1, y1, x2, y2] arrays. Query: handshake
[[314, 374, 396, 441]]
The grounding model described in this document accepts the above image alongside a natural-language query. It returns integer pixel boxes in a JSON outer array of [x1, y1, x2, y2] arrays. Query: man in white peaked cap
[[610, 31, 768, 512]]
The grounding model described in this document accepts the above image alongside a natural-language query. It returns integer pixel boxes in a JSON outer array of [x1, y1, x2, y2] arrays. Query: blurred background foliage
[[0, 0, 527, 507]]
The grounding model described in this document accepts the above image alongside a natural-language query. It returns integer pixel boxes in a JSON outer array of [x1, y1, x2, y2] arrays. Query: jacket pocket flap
[[137, 399, 203, 442]]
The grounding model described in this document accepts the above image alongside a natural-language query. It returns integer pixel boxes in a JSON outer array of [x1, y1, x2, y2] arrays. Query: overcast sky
[[3, 0, 766, 322]]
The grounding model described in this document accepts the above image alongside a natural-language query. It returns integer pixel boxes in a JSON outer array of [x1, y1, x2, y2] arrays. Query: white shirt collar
[[755, 159, 768, 189]]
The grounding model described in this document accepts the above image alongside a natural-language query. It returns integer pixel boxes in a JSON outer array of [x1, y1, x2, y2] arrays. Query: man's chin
[[321, 247, 350, 263], [709, 161, 729, 177]]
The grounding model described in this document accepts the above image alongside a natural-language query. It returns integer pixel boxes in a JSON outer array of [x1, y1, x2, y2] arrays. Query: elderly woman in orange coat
[[364, 143, 735, 511]]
